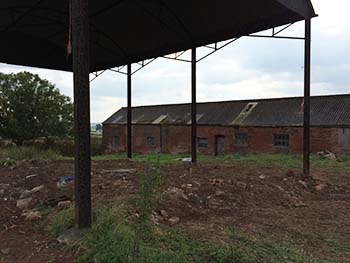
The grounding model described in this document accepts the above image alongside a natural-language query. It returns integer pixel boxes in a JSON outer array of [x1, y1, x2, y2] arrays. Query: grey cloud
[[1, 0, 349, 122]]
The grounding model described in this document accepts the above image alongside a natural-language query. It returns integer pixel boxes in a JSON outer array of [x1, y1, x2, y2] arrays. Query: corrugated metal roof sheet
[[103, 94, 350, 127], [0, 0, 315, 72]]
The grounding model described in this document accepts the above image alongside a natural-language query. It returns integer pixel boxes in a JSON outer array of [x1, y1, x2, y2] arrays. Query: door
[[215, 136, 225, 155], [338, 128, 350, 155]]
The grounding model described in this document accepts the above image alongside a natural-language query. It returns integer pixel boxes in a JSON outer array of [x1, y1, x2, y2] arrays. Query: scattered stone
[[0, 248, 10, 255], [25, 174, 38, 179], [57, 200, 72, 209], [0, 189, 4, 195], [294, 201, 307, 208], [112, 179, 126, 187], [57, 228, 88, 245], [215, 190, 225, 196], [16, 198, 32, 210], [20, 185, 45, 198], [259, 175, 266, 179], [208, 198, 223, 208], [315, 183, 327, 191], [298, 180, 308, 188], [182, 183, 192, 189], [151, 214, 164, 224], [20, 190, 31, 199], [45, 195, 71, 207], [99, 184, 112, 190], [288, 196, 307, 208], [275, 185, 286, 192], [165, 187, 189, 200], [209, 178, 224, 186], [0, 183, 10, 189], [180, 192, 189, 200], [168, 217, 180, 226], [114, 168, 137, 174], [236, 182, 247, 189], [193, 181, 201, 187], [24, 211, 41, 221], [160, 210, 169, 218], [317, 151, 337, 160], [31, 185, 44, 193]]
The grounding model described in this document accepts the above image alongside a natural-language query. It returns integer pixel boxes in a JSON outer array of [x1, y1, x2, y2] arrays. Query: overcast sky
[[0, 0, 349, 123]]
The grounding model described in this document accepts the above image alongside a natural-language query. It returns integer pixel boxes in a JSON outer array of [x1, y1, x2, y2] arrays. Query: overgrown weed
[[48, 166, 336, 263]]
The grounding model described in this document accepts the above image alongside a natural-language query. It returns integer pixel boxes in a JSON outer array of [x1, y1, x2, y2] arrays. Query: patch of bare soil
[[1, 160, 349, 262]]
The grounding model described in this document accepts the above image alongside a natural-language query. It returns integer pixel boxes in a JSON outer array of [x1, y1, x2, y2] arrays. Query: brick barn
[[102, 94, 350, 156]]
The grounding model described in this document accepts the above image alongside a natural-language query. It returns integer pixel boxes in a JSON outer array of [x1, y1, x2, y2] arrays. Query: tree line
[[0, 72, 73, 145]]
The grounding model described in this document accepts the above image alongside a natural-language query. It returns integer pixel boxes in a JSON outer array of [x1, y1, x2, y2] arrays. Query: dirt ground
[[1, 159, 350, 262]]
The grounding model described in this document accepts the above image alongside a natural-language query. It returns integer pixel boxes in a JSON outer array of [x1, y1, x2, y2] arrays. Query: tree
[[0, 72, 73, 145]]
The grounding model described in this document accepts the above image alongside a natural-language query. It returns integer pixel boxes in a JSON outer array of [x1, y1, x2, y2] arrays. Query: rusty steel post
[[72, 0, 91, 228], [127, 63, 132, 158], [303, 18, 311, 178], [191, 48, 197, 163]]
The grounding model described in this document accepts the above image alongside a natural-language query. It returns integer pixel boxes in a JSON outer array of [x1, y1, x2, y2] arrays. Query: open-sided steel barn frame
[[0, 0, 316, 228]]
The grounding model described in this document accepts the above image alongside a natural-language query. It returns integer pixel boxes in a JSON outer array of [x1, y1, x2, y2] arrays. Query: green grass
[[92, 152, 188, 163], [49, 206, 75, 236], [50, 205, 336, 263], [219, 227, 335, 263], [1, 146, 349, 173], [320, 238, 350, 260]]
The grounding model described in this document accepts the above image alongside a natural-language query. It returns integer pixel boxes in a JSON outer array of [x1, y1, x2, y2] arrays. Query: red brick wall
[[102, 124, 161, 153], [102, 124, 126, 153], [161, 125, 191, 153], [103, 124, 347, 155], [132, 125, 161, 153]]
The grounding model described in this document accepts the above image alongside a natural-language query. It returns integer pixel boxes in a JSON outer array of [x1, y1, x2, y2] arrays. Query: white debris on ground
[[174, 157, 192, 163], [317, 151, 337, 160]]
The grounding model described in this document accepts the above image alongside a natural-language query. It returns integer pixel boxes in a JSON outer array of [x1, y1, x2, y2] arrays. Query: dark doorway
[[215, 136, 225, 156]]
